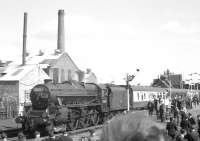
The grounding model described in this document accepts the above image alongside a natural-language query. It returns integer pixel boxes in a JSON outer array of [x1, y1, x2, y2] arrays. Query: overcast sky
[[0, 0, 200, 85]]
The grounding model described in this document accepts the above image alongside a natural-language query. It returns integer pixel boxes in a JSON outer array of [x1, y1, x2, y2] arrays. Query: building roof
[[0, 64, 49, 81], [0, 52, 79, 81], [26, 53, 62, 65], [26, 52, 80, 70]]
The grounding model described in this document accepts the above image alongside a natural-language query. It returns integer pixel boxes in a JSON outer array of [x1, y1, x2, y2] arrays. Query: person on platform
[[175, 129, 187, 141], [184, 127, 200, 141], [34, 131, 41, 141], [1, 132, 7, 141], [159, 100, 165, 122], [42, 129, 56, 141], [56, 131, 73, 141], [188, 113, 196, 128], [100, 111, 172, 141], [17, 132, 26, 141], [166, 117, 178, 140], [177, 96, 183, 110], [197, 115, 200, 137], [154, 97, 159, 117], [147, 100, 154, 116], [88, 129, 99, 141], [174, 107, 180, 126], [180, 118, 192, 132]]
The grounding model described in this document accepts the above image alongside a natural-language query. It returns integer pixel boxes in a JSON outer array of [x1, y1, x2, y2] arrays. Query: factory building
[[0, 10, 87, 116]]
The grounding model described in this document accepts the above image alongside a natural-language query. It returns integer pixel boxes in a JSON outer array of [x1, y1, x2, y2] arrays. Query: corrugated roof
[[40, 59, 57, 66], [0, 64, 49, 81], [26, 52, 80, 70], [26, 53, 62, 65]]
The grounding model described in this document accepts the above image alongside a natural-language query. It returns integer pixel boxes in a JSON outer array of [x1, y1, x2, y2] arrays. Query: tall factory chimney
[[22, 12, 27, 65], [57, 9, 65, 53]]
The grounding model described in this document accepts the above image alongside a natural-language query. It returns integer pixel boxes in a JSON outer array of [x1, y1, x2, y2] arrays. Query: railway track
[[5, 125, 103, 141]]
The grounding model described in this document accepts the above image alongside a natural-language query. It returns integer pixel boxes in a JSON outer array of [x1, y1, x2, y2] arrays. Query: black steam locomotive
[[16, 81, 130, 135]]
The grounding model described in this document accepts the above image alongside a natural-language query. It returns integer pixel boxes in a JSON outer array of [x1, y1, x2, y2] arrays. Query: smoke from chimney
[[22, 12, 27, 65], [57, 9, 65, 53]]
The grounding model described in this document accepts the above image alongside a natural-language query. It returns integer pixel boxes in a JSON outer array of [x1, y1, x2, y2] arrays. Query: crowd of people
[[147, 94, 200, 141]]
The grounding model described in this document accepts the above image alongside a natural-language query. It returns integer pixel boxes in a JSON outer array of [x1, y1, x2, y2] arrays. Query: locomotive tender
[[16, 80, 200, 134]]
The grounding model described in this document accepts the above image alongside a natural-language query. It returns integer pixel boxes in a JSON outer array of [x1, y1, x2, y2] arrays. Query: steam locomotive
[[16, 81, 200, 135], [16, 81, 130, 135]]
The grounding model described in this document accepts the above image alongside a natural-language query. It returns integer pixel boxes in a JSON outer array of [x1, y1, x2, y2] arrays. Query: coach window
[[144, 93, 146, 99], [137, 93, 140, 101]]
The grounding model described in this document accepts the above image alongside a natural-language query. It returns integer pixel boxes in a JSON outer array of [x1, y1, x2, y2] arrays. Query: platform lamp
[[126, 69, 140, 111]]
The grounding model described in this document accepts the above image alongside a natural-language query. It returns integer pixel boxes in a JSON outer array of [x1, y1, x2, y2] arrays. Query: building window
[[61, 69, 65, 82], [53, 68, 59, 83], [137, 93, 140, 100], [144, 93, 146, 99], [68, 70, 72, 81], [24, 90, 31, 103]]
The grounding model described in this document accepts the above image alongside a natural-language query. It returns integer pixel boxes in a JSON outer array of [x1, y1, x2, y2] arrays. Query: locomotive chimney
[[57, 9, 65, 53], [22, 12, 27, 65]]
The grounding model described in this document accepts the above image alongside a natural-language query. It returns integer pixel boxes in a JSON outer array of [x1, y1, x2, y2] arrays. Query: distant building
[[152, 69, 183, 89]]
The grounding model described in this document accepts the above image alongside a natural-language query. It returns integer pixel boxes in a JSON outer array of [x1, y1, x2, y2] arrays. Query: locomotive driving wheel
[[68, 119, 79, 131], [78, 117, 88, 129], [91, 113, 100, 126]]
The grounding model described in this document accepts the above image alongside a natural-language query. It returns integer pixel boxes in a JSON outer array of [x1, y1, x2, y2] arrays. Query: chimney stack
[[57, 9, 65, 53], [22, 12, 27, 65]]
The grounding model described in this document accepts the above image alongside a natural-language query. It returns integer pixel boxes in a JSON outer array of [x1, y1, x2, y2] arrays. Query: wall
[[0, 81, 19, 101], [50, 53, 79, 83], [0, 81, 19, 117]]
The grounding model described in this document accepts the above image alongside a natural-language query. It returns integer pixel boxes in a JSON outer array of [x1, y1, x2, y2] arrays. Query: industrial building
[[0, 10, 95, 116]]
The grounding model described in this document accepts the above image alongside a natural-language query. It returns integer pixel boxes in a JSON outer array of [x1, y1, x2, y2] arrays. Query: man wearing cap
[[159, 100, 165, 122], [56, 131, 73, 141], [1, 132, 7, 141], [18, 132, 26, 141]]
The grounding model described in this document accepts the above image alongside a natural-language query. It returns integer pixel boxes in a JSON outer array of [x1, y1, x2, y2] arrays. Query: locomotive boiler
[[16, 81, 131, 135]]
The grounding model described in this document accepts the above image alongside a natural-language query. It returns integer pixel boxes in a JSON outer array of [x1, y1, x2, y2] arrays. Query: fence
[[0, 96, 18, 119]]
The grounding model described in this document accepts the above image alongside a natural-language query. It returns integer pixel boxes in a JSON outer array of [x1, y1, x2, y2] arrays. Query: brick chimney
[[57, 10, 65, 53], [22, 12, 27, 65]]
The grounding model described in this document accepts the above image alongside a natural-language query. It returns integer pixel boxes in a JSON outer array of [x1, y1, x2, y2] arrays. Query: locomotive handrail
[[64, 103, 102, 108]]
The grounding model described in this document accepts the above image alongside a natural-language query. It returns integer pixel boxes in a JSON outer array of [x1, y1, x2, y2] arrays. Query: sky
[[0, 0, 200, 85]]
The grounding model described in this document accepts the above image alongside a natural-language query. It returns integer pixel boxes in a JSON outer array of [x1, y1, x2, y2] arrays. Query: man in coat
[[166, 117, 178, 140]]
